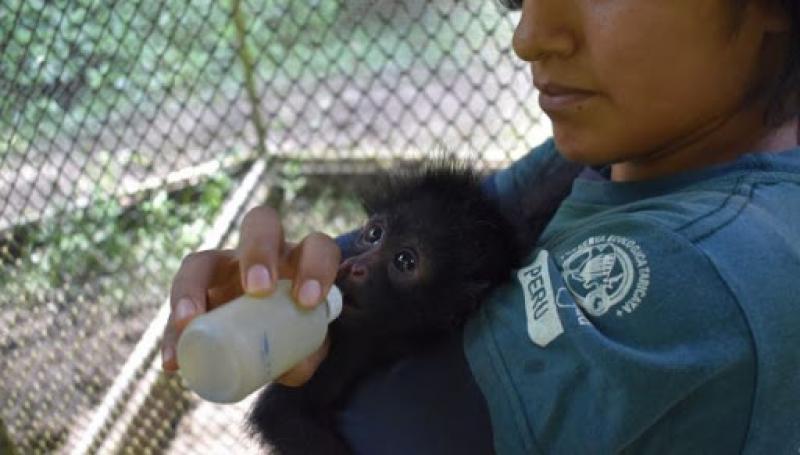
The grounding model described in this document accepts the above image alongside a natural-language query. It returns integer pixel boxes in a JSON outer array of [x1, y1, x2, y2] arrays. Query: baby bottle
[[176, 279, 342, 403]]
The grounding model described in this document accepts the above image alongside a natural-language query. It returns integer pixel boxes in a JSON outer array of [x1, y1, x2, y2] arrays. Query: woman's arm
[[488, 138, 585, 247]]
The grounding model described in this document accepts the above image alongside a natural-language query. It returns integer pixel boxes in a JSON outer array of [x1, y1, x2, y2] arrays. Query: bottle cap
[[177, 321, 243, 403], [326, 285, 343, 322]]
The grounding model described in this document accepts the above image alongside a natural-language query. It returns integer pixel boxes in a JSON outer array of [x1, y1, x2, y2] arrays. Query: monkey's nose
[[338, 258, 367, 283]]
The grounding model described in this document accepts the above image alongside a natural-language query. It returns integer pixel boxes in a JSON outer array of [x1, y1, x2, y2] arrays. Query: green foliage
[[0, 175, 232, 300], [0, 0, 494, 164], [0, 0, 343, 160]]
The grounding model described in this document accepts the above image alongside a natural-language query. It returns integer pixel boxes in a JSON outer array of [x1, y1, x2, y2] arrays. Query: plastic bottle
[[176, 279, 343, 403]]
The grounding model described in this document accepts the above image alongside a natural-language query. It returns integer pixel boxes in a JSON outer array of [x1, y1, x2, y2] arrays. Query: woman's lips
[[535, 82, 596, 112]]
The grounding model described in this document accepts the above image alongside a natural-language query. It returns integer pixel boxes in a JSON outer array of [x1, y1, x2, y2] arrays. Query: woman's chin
[[551, 124, 620, 167]]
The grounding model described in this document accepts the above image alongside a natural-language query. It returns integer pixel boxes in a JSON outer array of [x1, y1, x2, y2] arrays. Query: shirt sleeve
[[487, 138, 584, 245], [464, 216, 757, 454], [491, 138, 557, 203]]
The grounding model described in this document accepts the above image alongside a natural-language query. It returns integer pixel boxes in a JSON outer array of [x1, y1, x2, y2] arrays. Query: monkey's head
[[334, 163, 521, 338]]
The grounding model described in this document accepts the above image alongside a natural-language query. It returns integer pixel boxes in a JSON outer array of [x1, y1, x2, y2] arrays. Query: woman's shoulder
[[513, 146, 800, 353], [466, 159, 800, 453], [542, 148, 800, 272], [539, 165, 800, 312]]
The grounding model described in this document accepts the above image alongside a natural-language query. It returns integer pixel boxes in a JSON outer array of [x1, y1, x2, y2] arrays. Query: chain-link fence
[[0, 0, 548, 453]]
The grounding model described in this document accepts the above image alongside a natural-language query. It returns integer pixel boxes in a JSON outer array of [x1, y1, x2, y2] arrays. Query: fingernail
[[175, 298, 196, 321], [247, 264, 272, 294], [298, 280, 321, 308]]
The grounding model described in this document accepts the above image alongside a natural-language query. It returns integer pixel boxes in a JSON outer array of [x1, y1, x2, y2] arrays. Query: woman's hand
[[160, 205, 341, 386]]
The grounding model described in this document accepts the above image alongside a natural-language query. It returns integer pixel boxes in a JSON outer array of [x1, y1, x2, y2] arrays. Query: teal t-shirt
[[466, 139, 800, 454]]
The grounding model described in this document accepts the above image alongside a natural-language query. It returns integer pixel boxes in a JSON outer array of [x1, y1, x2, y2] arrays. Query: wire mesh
[[0, 0, 548, 453]]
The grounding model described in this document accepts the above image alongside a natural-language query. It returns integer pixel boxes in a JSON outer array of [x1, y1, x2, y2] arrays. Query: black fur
[[247, 162, 549, 454]]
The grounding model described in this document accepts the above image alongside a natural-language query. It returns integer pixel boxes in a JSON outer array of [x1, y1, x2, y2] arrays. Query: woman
[[162, 0, 800, 452]]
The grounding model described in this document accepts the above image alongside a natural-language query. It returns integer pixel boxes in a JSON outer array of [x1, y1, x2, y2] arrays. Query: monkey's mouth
[[341, 294, 361, 309], [334, 279, 360, 309]]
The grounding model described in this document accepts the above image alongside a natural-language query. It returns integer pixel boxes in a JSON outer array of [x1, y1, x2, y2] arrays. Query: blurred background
[[0, 0, 549, 453]]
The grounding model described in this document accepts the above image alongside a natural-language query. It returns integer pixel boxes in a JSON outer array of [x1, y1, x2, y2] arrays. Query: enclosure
[[0, 0, 548, 452]]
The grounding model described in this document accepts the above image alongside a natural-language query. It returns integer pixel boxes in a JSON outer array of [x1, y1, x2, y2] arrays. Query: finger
[[170, 249, 236, 325], [207, 278, 244, 310], [170, 251, 215, 328], [286, 232, 342, 309], [161, 317, 180, 372], [205, 254, 244, 309], [238, 206, 284, 296], [275, 336, 330, 387], [165, 249, 238, 372]]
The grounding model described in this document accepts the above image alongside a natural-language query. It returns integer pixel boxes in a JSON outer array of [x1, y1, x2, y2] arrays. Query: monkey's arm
[[248, 334, 374, 455], [248, 384, 351, 455]]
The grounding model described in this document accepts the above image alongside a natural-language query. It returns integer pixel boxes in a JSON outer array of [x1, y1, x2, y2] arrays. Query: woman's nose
[[512, 0, 579, 62]]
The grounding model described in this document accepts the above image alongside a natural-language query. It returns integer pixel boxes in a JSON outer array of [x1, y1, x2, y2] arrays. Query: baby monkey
[[247, 163, 525, 454]]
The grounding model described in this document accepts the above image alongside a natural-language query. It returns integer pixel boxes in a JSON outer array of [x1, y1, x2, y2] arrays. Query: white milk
[[176, 279, 342, 403]]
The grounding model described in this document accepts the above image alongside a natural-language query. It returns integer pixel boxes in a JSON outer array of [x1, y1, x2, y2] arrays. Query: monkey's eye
[[364, 225, 383, 244], [393, 250, 417, 273]]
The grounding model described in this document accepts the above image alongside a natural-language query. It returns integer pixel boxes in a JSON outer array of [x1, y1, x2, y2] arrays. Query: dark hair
[[497, 0, 800, 125]]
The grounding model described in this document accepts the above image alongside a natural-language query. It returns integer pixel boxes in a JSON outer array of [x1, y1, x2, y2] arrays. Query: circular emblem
[[560, 236, 650, 317]]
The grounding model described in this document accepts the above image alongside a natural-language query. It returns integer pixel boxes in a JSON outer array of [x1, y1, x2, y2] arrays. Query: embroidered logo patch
[[560, 235, 650, 317], [518, 250, 563, 347]]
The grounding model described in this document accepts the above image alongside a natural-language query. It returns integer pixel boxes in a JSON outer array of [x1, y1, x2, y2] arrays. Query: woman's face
[[513, 0, 789, 179]]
